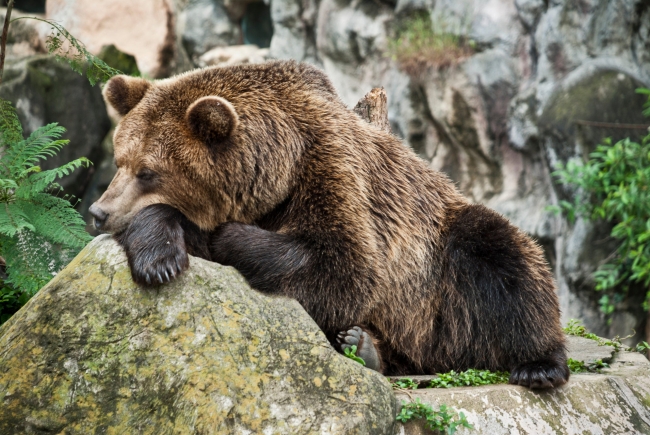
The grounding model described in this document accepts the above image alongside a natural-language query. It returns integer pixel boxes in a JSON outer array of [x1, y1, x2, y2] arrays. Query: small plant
[[635, 341, 650, 354], [396, 399, 473, 434], [550, 90, 650, 323], [10, 17, 121, 85], [343, 345, 366, 366], [428, 369, 510, 388], [567, 358, 609, 373], [392, 378, 419, 390], [563, 319, 628, 351], [388, 11, 475, 76]]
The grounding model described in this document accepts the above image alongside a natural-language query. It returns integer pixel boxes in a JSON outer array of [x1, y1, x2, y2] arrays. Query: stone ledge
[[395, 337, 650, 434]]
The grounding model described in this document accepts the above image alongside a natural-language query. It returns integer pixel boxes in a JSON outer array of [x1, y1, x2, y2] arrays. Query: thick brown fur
[[91, 61, 568, 388]]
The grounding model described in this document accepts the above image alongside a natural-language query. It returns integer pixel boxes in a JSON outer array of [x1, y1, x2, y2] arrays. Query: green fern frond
[[15, 157, 90, 198], [1, 232, 55, 295], [0, 179, 18, 189], [22, 193, 92, 248], [0, 202, 35, 237], [3, 123, 67, 177], [0, 99, 23, 146], [11, 17, 122, 86]]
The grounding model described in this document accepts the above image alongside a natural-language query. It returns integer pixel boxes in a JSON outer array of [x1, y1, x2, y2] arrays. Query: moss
[[387, 11, 475, 76]]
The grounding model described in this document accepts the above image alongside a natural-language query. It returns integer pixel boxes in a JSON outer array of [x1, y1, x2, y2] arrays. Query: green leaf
[[15, 157, 91, 197], [3, 123, 67, 178], [2, 231, 54, 295], [0, 100, 23, 146], [343, 345, 366, 366], [22, 193, 92, 248], [0, 202, 35, 236]]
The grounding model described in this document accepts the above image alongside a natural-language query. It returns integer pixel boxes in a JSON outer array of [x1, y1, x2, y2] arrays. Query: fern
[[0, 10, 122, 323], [11, 17, 122, 85], [0, 106, 93, 296]]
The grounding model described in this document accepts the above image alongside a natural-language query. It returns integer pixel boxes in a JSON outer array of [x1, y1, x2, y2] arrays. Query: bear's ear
[[103, 75, 151, 117], [185, 96, 239, 144]]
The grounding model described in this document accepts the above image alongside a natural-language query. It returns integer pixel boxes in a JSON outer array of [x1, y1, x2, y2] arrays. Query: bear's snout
[[89, 204, 108, 230]]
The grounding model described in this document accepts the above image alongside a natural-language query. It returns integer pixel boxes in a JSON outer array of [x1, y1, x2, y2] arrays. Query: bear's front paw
[[509, 359, 569, 389], [336, 326, 382, 372], [115, 204, 191, 286], [128, 239, 189, 286]]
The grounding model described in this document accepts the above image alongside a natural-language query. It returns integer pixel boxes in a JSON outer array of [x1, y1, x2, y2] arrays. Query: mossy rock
[[539, 68, 649, 162], [0, 236, 397, 434]]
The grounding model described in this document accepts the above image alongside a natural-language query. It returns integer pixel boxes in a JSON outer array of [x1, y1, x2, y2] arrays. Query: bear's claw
[[336, 326, 382, 372], [130, 245, 189, 286], [115, 204, 192, 287], [509, 359, 569, 389]]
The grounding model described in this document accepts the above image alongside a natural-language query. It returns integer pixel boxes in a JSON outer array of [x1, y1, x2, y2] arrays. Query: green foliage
[[563, 319, 628, 351], [428, 369, 510, 388], [0, 14, 123, 324], [343, 345, 366, 366], [0, 283, 29, 324], [563, 318, 650, 355], [634, 341, 650, 353], [388, 11, 475, 75], [638, 88, 650, 117], [98, 44, 141, 78], [0, 109, 92, 295], [11, 17, 122, 85], [567, 358, 609, 373], [396, 399, 473, 434], [392, 378, 419, 390], [563, 318, 603, 341], [551, 90, 650, 320]]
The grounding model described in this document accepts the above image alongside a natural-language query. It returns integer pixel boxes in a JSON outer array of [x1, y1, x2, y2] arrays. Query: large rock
[[395, 337, 650, 434], [45, 0, 176, 77], [0, 236, 397, 434], [0, 8, 48, 60], [177, 0, 242, 64], [0, 55, 111, 201]]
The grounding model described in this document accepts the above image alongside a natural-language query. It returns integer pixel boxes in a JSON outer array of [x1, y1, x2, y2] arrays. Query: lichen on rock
[[0, 235, 397, 434]]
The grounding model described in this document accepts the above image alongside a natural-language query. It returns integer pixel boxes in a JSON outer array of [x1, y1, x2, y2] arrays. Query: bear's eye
[[136, 169, 157, 182]]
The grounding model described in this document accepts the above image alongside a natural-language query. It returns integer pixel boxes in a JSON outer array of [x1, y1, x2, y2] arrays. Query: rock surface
[[46, 0, 176, 77], [0, 236, 398, 434], [198, 44, 270, 67], [394, 338, 650, 434]]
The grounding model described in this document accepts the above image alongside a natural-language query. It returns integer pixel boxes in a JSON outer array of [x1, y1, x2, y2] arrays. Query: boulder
[[45, 0, 176, 77], [198, 44, 270, 67], [0, 8, 48, 60], [0, 236, 398, 434], [394, 337, 650, 434], [0, 55, 111, 201], [177, 0, 242, 64]]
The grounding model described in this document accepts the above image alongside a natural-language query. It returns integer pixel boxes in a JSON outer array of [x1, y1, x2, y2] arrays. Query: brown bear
[[89, 60, 569, 388]]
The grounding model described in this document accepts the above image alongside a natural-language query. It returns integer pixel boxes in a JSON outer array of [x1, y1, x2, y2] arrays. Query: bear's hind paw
[[509, 359, 569, 389], [336, 326, 382, 372]]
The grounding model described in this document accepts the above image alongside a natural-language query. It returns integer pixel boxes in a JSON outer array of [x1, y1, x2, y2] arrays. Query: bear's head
[[89, 62, 334, 233]]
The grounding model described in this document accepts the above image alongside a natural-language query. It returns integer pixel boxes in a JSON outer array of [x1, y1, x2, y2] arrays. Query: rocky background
[[1, 0, 649, 341]]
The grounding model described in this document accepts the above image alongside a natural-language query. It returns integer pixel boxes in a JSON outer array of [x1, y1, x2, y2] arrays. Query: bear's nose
[[89, 204, 108, 230]]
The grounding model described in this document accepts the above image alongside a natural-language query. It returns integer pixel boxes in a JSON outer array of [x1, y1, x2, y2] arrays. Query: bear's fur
[[90, 61, 569, 388]]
